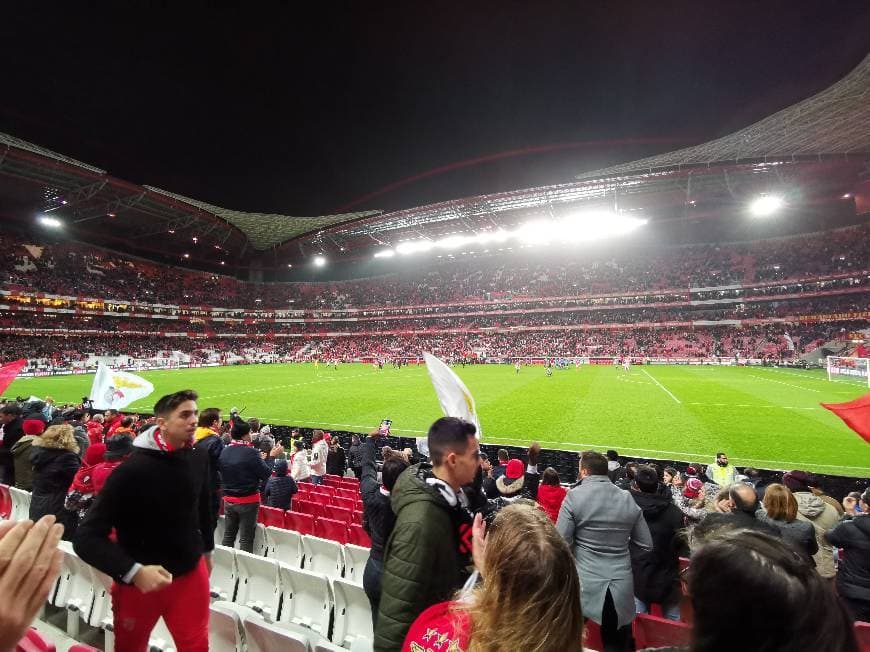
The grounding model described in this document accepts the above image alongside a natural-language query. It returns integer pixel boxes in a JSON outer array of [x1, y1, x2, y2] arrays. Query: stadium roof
[[1, 51, 868, 270], [0, 131, 379, 253], [576, 52, 870, 180]]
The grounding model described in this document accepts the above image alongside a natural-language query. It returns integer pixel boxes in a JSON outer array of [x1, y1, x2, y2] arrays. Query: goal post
[[826, 356, 870, 387]]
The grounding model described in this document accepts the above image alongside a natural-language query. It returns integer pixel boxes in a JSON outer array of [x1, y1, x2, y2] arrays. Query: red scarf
[[154, 428, 192, 452]]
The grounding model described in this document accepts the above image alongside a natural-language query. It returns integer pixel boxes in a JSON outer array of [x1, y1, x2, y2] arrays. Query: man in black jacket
[[218, 420, 283, 552], [359, 432, 409, 626], [73, 390, 213, 652], [0, 403, 24, 484], [630, 465, 687, 621], [192, 407, 224, 525]]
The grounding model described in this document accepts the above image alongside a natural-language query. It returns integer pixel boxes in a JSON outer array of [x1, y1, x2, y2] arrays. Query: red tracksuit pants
[[111, 557, 209, 652]]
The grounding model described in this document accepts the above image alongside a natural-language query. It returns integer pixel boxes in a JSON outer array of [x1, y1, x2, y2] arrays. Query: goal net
[[826, 356, 870, 387]]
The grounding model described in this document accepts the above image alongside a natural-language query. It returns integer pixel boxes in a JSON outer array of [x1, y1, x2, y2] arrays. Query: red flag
[[0, 359, 27, 396], [822, 393, 870, 444]]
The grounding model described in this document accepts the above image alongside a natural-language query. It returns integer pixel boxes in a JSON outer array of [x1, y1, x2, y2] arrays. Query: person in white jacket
[[310, 429, 329, 484], [290, 440, 311, 482]]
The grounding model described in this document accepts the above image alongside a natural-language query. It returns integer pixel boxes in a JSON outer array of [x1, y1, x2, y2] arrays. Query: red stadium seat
[[855, 621, 870, 652], [355, 500, 363, 512], [352, 510, 364, 526], [68, 646, 100, 652], [0, 484, 11, 520], [323, 505, 351, 524], [292, 499, 324, 519], [336, 488, 359, 502], [584, 620, 603, 651], [340, 478, 360, 488], [348, 523, 371, 548], [307, 492, 332, 505], [632, 613, 691, 649], [332, 497, 354, 512], [258, 506, 285, 528], [283, 511, 315, 536], [311, 485, 335, 498], [15, 629, 56, 652], [314, 517, 349, 544], [323, 474, 343, 486]]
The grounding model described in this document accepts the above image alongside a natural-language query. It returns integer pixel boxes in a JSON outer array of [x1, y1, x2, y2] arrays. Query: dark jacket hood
[[632, 488, 673, 517]]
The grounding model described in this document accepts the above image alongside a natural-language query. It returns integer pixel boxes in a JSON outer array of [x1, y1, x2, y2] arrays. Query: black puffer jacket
[[29, 445, 81, 538], [825, 515, 870, 602], [631, 488, 687, 605], [360, 439, 394, 561]]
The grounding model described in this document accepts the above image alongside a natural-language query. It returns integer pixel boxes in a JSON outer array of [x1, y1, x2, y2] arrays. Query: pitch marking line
[[639, 369, 682, 404], [747, 374, 822, 394]]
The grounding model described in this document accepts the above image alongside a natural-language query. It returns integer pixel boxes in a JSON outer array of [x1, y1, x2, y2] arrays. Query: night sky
[[2, 2, 869, 217]]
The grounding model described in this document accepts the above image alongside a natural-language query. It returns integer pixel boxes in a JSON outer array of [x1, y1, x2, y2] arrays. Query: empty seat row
[[261, 504, 363, 527], [212, 527, 370, 585], [209, 545, 373, 649], [246, 509, 370, 547]]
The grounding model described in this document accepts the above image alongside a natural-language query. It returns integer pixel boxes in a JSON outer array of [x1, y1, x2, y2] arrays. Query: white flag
[[422, 352, 482, 439], [89, 363, 154, 410]]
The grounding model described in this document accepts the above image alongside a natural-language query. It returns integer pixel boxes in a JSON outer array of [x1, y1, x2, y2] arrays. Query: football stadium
[[1, 7, 869, 652]]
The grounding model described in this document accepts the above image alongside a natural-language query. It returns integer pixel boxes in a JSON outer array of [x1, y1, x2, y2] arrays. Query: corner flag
[[89, 363, 154, 410], [822, 394, 870, 445], [422, 352, 482, 438], [0, 359, 26, 396]]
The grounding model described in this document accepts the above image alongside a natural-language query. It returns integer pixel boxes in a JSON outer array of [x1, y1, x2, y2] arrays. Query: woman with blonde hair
[[756, 482, 817, 563], [403, 502, 584, 652], [29, 423, 81, 539]]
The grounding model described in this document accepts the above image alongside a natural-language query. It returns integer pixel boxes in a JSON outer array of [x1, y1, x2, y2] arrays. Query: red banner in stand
[[822, 394, 870, 445], [0, 359, 27, 396]]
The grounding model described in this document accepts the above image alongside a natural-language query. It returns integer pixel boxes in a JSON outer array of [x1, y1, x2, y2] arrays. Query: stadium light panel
[[374, 249, 395, 258], [37, 215, 62, 228], [396, 240, 434, 255], [313, 256, 327, 267], [749, 195, 784, 217]]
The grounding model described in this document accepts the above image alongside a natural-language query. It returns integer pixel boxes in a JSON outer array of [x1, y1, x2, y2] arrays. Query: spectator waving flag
[[89, 362, 154, 410], [423, 351, 482, 440], [822, 394, 870, 444], [0, 359, 27, 396]]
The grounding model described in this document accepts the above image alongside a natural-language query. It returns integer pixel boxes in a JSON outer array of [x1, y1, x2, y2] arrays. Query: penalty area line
[[639, 369, 682, 404]]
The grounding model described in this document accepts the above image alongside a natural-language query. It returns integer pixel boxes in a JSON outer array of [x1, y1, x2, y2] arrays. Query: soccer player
[[515, 360, 521, 374], [622, 357, 631, 373]]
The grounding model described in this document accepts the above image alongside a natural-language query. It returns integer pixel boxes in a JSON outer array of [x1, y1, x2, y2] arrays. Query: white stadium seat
[[277, 563, 332, 637], [209, 601, 246, 652], [149, 617, 176, 652], [211, 545, 238, 602], [9, 486, 31, 521], [266, 525, 303, 568], [342, 544, 370, 584], [330, 578, 373, 649], [243, 616, 311, 652], [302, 534, 344, 580], [234, 550, 281, 622]]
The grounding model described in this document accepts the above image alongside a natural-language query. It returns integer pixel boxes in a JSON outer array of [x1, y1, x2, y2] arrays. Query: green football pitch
[[5, 363, 870, 477]]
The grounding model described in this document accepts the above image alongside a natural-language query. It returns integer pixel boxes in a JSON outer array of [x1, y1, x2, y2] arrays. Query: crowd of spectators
[[1, 320, 863, 372], [3, 222, 868, 310]]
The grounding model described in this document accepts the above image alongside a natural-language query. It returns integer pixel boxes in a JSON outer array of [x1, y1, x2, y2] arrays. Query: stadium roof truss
[[1, 53, 868, 264]]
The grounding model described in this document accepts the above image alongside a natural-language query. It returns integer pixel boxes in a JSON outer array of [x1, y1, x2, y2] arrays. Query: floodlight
[[313, 256, 327, 267], [436, 235, 473, 249], [374, 249, 395, 258], [749, 195, 783, 217], [396, 240, 434, 255], [37, 215, 62, 228]]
